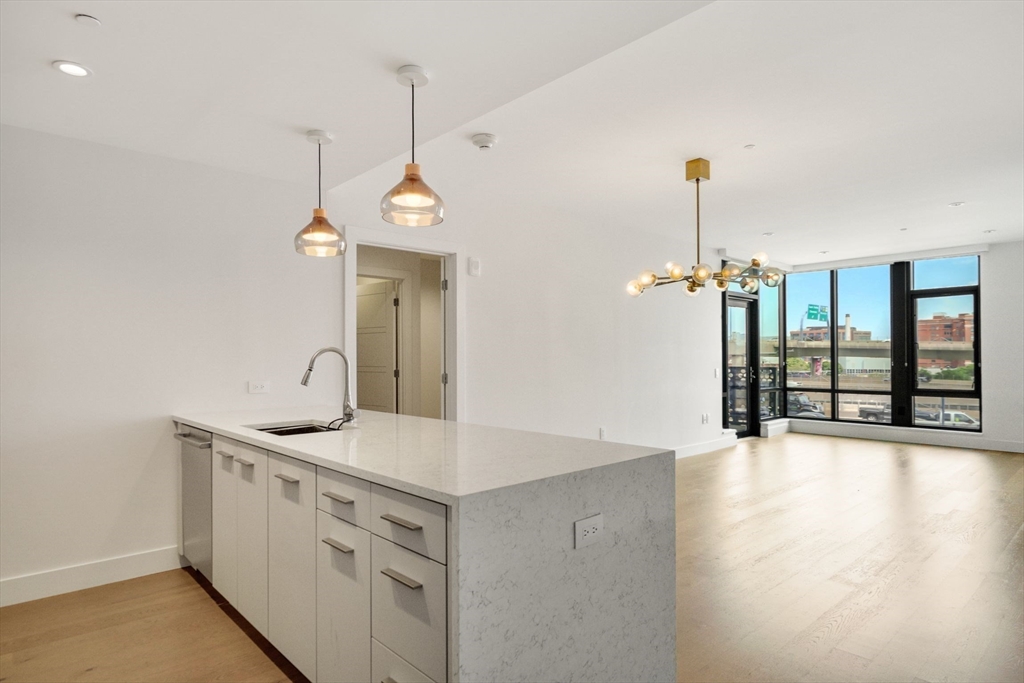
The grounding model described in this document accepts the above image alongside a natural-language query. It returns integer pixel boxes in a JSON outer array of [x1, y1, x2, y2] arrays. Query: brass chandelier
[[627, 158, 783, 298]]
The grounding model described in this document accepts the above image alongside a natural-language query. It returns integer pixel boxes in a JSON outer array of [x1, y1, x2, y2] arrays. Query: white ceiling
[[2, 1, 1022, 265], [0, 0, 706, 189]]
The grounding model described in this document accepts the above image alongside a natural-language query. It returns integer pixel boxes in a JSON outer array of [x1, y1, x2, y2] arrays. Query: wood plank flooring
[[677, 433, 1024, 683], [0, 433, 1020, 682], [0, 568, 292, 683]]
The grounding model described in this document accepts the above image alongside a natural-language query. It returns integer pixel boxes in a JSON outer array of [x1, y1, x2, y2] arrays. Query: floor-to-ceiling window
[[910, 255, 981, 429], [784, 269, 832, 418], [774, 254, 981, 431], [836, 265, 891, 422]]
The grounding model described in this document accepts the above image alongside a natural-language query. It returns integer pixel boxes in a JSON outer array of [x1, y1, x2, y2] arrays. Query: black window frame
[[779, 257, 981, 432]]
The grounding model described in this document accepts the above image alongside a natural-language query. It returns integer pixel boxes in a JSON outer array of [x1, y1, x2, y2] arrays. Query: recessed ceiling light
[[819, 250, 829, 255], [949, 201, 965, 207], [762, 232, 774, 237], [983, 229, 997, 234], [900, 228, 908, 231], [74, 14, 101, 28], [53, 60, 91, 77], [744, 144, 756, 149]]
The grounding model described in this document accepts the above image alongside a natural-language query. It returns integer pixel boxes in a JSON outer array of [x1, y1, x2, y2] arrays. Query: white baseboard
[[674, 431, 738, 459], [0, 546, 186, 607], [761, 419, 791, 437], [787, 419, 1024, 453]]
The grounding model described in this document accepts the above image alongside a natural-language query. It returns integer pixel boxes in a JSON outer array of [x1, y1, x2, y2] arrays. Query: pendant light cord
[[411, 83, 416, 164], [317, 141, 322, 209]]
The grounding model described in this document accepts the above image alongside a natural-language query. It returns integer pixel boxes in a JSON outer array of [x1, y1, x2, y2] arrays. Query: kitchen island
[[173, 406, 675, 683]]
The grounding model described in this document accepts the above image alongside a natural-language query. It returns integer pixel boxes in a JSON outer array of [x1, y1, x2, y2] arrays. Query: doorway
[[356, 245, 446, 419], [725, 296, 760, 438]]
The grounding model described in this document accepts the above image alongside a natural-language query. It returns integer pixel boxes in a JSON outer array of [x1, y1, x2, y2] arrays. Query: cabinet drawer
[[317, 511, 371, 683], [371, 638, 436, 683], [370, 484, 447, 564], [371, 536, 446, 683], [317, 467, 372, 530]]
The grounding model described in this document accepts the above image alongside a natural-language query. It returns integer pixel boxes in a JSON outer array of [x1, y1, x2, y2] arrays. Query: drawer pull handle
[[234, 458, 254, 467], [381, 567, 422, 590], [274, 473, 300, 484], [322, 537, 354, 554], [174, 433, 211, 448], [322, 491, 354, 505], [217, 450, 234, 458], [380, 513, 422, 531]]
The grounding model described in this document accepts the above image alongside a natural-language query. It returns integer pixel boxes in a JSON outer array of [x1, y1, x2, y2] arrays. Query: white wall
[[331, 196, 728, 455], [0, 125, 344, 604], [980, 240, 1024, 451]]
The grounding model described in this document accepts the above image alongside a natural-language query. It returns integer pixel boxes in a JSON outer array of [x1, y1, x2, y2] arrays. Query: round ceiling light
[[53, 60, 91, 77], [762, 231, 774, 237], [983, 229, 997, 234], [744, 144, 756, 149], [949, 201, 965, 207]]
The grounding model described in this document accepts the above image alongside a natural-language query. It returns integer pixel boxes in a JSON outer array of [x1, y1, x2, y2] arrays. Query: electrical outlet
[[701, 413, 709, 424], [574, 513, 604, 549], [248, 381, 269, 394], [468, 257, 482, 277], [598, 427, 606, 440]]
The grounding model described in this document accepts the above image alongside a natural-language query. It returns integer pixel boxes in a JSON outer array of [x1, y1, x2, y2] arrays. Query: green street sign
[[807, 304, 829, 322]]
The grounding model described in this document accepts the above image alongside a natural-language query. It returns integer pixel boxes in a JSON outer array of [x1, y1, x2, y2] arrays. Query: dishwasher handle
[[174, 432, 212, 449]]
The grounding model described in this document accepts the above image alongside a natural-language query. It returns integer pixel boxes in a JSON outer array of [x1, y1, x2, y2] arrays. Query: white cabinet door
[[317, 511, 371, 683], [268, 452, 317, 682], [235, 443, 268, 637], [211, 438, 238, 606], [371, 537, 447, 683]]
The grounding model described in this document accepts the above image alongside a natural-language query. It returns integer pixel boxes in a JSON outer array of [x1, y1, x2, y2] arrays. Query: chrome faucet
[[301, 347, 357, 425]]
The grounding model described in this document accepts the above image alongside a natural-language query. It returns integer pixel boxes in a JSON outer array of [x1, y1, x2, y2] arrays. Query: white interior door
[[357, 280, 398, 413]]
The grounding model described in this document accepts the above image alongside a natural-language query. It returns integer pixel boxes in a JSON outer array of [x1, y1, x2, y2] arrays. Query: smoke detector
[[472, 133, 498, 150]]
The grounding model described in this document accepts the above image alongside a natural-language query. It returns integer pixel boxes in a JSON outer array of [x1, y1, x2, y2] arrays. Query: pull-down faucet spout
[[301, 347, 356, 424]]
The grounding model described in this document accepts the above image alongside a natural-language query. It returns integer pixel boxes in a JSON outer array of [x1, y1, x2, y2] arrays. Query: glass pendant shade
[[683, 282, 702, 297], [740, 276, 760, 294], [760, 267, 783, 287], [381, 163, 444, 226], [626, 280, 644, 297], [295, 208, 346, 257], [692, 263, 713, 284], [714, 278, 729, 292]]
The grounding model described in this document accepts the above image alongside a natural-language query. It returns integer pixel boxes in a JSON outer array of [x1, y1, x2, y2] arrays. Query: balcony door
[[725, 297, 760, 438]]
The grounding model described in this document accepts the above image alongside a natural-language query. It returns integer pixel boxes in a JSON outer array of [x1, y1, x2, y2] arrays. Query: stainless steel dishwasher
[[175, 426, 213, 581]]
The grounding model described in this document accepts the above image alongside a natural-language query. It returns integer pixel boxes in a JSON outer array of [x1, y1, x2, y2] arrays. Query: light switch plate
[[468, 257, 482, 276]]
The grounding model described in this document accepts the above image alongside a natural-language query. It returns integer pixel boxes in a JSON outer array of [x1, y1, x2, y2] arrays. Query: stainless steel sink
[[255, 423, 331, 436]]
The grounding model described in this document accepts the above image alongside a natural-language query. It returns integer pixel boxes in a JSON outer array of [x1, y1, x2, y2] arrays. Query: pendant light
[[381, 65, 445, 227], [295, 129, 346, 257], [627, 158, 783, 298]]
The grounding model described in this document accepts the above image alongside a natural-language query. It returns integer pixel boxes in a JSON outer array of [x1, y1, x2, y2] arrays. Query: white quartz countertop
[[173, 406, 671, 505]]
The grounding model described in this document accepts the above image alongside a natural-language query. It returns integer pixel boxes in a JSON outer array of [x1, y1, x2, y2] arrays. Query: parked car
[[788, 392, 826, 418], [916, 411, 980, 428], [858, 404, 938, 422]]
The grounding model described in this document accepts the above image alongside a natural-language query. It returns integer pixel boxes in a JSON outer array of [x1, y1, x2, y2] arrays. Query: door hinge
[[393, 298, 399, 307], [394, 369, 400, 379], [441, 372, 448, 385], [441, 279, 449, 292]]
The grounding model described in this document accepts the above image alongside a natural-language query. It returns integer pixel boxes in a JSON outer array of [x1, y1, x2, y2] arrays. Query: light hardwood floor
[[1, 434, 1021, 683], [677, 433, 1023, 683]]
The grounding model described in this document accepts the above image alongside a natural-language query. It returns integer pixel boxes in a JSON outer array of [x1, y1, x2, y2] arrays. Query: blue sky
[[767, 256, 979, 341], [780, 267, 891, 340]]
